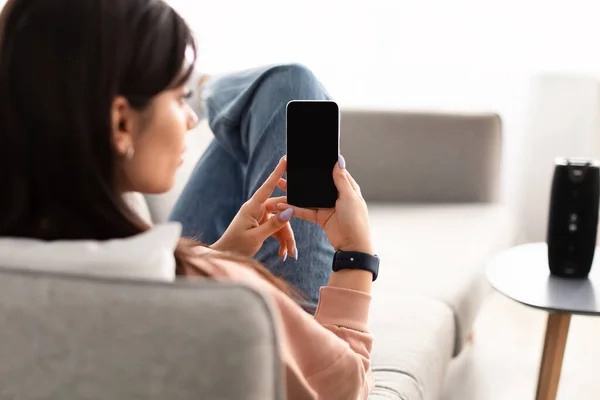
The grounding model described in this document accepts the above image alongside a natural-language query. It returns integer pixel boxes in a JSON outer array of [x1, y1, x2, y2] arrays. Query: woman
[[0, 0, 377, 398]]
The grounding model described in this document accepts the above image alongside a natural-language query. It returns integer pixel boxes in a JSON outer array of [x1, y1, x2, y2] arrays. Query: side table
[[486, 243, 600, 400]]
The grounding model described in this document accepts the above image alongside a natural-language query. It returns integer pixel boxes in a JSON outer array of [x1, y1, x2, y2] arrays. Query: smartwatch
[[332, 250, 380, 281]]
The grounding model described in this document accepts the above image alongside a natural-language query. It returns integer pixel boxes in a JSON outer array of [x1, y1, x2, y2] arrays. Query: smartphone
[[286, 100, 340, 209]]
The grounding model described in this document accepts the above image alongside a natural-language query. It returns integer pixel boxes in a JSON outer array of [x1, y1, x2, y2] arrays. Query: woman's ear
[[111, 95, 135, 156]]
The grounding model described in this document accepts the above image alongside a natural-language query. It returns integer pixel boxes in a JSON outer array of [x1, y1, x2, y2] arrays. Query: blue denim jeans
[[168, 64, 334, 310]]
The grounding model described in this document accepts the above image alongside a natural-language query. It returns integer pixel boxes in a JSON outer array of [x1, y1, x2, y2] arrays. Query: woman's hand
[[277, 155, 374, 254], [211, 157, 297, 260]]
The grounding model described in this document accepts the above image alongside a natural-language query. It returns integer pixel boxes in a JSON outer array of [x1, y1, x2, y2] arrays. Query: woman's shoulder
[[188, 246, 272, 285], [185, 246, 306, 315]]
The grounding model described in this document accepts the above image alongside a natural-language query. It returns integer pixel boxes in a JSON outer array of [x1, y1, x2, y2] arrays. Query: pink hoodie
[[188, 249, 375, 400]]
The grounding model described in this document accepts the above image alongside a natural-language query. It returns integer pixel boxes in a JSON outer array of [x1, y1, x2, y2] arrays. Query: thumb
[[255, 207, 294, 238], [332, 155, 353, 196]]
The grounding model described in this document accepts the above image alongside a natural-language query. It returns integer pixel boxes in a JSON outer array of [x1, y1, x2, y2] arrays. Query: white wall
[[167, 0, 600, 241], [2, 0, 598, 241], [170, 0, 600, 76], [517, 75, 600, 242]]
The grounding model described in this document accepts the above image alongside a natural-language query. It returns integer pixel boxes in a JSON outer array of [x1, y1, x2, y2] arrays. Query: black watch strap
[[332, 250, 379, 281]]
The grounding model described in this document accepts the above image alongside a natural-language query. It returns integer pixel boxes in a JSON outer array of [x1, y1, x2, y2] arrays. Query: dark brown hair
[[0, 0, 300, 299]]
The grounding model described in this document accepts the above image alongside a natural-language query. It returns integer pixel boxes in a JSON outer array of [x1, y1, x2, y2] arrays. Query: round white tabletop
[[486, 242, 600, 316], [486, 242, 600, 400]]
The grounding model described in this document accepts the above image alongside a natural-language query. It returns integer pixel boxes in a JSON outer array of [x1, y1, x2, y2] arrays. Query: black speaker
[[547, 158, 600, 278]]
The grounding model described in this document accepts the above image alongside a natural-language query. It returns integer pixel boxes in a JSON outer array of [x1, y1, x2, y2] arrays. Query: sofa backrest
[[0, 267, 284, 400], [141, 109, 503, 224], [340, 109, 503, 203]]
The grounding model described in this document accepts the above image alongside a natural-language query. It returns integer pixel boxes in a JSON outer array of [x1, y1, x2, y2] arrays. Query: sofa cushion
[[368, 203, 518, 355], [123, 191, 153, 225], [340, 110, 502, 203], [142, 110, 504, 221], [368, 292, 455, 400], [0, 223, 181, 282]]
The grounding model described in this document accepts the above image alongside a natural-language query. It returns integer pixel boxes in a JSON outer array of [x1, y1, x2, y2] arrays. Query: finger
[[252, 157, 287, 203], [254, 207, 294, 239], [275, 222, 296, 261], [345, 170, 362, 196], [277, 178, 287, 192], [276, 236, 288, 261], [332, 157, 354, 197], [277, 203, 318, 223], [265, 196, 287, 212], [277, 222, 296, 259]]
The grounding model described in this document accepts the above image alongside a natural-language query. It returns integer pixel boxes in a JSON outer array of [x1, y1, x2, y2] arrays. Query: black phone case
[[286, 101, 339, 209]]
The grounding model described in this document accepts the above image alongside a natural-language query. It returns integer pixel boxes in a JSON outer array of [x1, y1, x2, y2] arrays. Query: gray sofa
[[0, 110, 518, 399]]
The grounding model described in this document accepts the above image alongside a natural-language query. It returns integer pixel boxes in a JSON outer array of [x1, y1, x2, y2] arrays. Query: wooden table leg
[[535, 312, 571, 400]]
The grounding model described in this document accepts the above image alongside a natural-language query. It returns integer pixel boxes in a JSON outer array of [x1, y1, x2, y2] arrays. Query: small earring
[[126, 147, 135, 160]]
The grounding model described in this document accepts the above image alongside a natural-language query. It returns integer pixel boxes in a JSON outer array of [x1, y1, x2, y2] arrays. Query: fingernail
[[283, 250, 288, 262], [293, 246, 298, 260], [279, 207, 293, 221], [338, 154, 346, 169], [281, 155, 287, 161]]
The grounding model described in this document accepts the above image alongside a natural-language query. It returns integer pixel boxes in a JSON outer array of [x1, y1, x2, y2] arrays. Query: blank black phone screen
[[286, 100, 339, 208]]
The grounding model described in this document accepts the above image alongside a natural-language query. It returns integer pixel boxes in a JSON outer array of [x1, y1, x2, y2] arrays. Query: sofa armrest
[[340, 109, 502, 203], [0, 268, 284, 400]]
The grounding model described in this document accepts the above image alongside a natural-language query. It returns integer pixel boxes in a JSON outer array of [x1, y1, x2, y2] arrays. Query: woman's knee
[[262, 63, 328, 100], [276, 63, 318, 85]]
